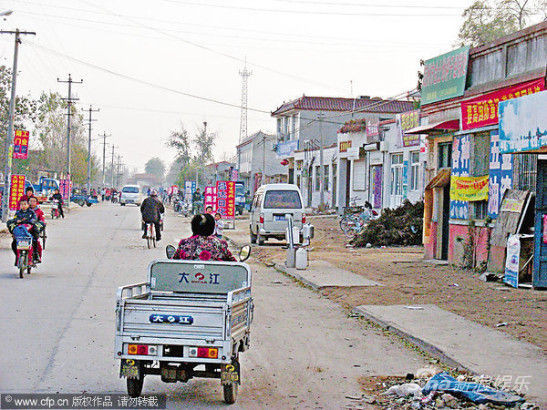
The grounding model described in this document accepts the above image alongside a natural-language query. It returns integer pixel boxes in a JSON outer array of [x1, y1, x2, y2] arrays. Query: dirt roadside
[[243, 215, 546, 351]]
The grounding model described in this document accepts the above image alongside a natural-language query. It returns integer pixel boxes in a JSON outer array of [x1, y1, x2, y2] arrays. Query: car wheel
[[250, 229, 257, 244]]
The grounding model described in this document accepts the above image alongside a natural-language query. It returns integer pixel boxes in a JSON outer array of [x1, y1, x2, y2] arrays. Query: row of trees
[[1, 65, 118, 186]]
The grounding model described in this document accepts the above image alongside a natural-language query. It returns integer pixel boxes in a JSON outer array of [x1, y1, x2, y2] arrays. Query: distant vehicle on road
[[120, 185, 142, 206], [249, 183, 305, 245]]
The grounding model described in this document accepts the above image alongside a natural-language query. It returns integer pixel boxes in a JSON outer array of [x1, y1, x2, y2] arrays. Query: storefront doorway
[[533, 159, 547, 287]]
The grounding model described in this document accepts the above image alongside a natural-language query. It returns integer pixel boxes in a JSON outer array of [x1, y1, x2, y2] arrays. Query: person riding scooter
[[7, 199, 40, 265], [49, 189, 65, 218], [140, 190, 165, 241]]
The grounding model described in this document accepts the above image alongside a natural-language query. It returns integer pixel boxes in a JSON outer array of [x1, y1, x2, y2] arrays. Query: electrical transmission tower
[[238, 61, 252, 144]]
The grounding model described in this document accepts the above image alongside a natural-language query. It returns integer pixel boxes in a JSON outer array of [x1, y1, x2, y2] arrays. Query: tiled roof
[[272, 96, 415, 116]]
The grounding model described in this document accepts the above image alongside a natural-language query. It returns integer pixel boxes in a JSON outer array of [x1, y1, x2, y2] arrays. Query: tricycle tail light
[[128, 344, 138, 355], [136, 345, 148, 355], [148, 345, 158, 355], [189, 347, 198, 358]]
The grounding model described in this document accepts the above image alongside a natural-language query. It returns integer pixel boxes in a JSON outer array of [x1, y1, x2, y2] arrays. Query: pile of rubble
[[350, 368, 539, 409]]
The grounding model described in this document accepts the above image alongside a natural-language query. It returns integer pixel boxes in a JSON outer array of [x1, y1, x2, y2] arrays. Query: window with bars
[[513, 154, 537, 192], [438, 142, 452, 169]]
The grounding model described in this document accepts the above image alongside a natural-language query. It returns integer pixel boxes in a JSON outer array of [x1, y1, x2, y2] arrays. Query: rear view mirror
[[238, 245, 251, 262], [166, 245, 176, 259]]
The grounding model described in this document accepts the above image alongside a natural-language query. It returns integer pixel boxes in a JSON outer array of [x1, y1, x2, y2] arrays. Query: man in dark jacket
[[140, 190, 165, 241], [49, 188, 65, 218]]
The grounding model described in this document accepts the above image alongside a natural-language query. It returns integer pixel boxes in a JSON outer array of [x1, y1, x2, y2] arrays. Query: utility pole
[[111, 145, 116, 188], [84, 105, 99, 193], [57, 74, 83, 180], [116, 155, 122, 187], [319, 112, 325, 208], [1, 29, 36, 222], [99, 132, 109, 188]]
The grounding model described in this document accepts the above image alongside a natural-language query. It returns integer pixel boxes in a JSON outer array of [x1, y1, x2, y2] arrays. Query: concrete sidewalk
[[274, 259, 382, 289], [352, 304, 547, 403]]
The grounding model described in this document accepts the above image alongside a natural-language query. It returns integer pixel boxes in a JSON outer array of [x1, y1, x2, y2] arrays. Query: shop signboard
[[462, 79, 545, 131], [8, 174, 25, 210], [13, 130, 30, 159], [499, 90, 547, 154], [216, 181, 235, 219], [504, 234, 520, 288], [450, 175, 489, 202], [421, 46, 470, 105], [339, 140, 352, 153], [230, 169, 239, 182], [488, 131, 513, 219], [398, 110, 421, 147], [276, 140, 298, 157], [204, 186, 217, 212]]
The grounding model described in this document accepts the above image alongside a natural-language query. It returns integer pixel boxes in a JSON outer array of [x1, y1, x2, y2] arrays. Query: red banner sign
[[216, 181, 235, 219], [9, 174, 26, 210], [204, 186, 217, 212], [461, 79, 545, 130], [13, 130, 30, 159]]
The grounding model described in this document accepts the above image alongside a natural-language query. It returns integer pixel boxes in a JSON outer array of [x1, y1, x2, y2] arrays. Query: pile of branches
[[352, 200, 424, 247]]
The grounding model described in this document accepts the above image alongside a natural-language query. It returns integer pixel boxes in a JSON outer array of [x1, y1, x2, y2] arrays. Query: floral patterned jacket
[[173, 235, 236, 262]]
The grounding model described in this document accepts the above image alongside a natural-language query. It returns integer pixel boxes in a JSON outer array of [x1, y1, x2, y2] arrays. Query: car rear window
[[263, 190, 302, 209], [122, 187, 139, 193]]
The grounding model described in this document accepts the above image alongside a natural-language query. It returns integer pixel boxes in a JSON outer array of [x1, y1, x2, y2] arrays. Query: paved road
[[0, 203, 426, 408]]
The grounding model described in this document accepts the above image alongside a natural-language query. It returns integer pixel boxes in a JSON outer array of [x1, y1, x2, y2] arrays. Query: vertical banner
[[13, 130, 30, 159], [372, 166, 383, 208], [230, 169, 239, 182], [204, 186, 217, 212], [450, 134, 470, 219], [216, 181, 236, 219], [8, 174, 25, 210], [59, 178, 72, 201], [184, 181, 196, 202], [488, 132, 513, 218]]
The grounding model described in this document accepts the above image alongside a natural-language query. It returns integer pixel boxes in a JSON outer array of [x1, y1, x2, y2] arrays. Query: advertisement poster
[[184, 181, 196, 202], [462, 79, 544, 131], [8, 174, 25, 210], [499, 90, 547, 154], [421, 46, 470, 105], [398, 110, 421, 147], [504, 234, 520, 288], [488, 131, 513, 218], [216, 181, 235, 219], [13, 130, 30, 159], [230, 169, 239, 182], [450, 175, 489, 202], [450, 134, 470, 219], [372, 165, 383, 208], [59, 178, 72, 201], [204, 186, 217, 212]]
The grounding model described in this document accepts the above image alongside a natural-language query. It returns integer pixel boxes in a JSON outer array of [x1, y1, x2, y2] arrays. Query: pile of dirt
[[352, 200, 424, 247]]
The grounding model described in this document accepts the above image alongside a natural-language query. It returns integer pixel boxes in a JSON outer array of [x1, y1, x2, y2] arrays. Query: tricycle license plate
[[121, 360, 140, 378]]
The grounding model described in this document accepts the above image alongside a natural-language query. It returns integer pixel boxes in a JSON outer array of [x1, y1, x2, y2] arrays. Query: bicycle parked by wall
[[339, 197, 376, 238]]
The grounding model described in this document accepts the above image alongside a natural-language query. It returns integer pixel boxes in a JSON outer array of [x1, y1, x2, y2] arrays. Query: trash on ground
[[382, 383, 421, 397], [405, 306, 425, 310], [495, 322, 508, 327]]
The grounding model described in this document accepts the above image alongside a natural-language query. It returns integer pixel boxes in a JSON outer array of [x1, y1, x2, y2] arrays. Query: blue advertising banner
[[499, 90, 547, 154], [450, 134, 470, 219], [488, 131, 513, 219]]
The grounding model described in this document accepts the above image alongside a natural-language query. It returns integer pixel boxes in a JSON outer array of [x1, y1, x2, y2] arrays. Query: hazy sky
[[0, 0, 474, 172]]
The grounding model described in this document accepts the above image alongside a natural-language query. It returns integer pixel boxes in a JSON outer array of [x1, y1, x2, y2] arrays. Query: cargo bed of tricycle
[[115, 259, 253, 403]]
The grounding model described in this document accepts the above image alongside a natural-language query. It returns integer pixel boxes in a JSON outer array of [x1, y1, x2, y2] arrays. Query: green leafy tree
[[193, 122, 215, 164], [458, 0, 544, 46], [145, 157, 166, 181]]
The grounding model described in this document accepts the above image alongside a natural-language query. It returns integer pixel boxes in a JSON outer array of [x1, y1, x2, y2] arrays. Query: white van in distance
[[120, 185, 142, 206], [249, 183, 305, 245]]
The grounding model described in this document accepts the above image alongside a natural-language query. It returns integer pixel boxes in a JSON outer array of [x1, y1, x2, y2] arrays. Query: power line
[[273, 0, 477, 10], [79, 0, 339, 90], [28, 40, 272, 114], [157, 0, 459, 17]]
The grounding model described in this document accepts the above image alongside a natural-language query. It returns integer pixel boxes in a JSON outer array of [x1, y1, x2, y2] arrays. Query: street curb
[[225, 232, 473, 373], [273, 263, 322, 290], [350, 306, 475, 374]]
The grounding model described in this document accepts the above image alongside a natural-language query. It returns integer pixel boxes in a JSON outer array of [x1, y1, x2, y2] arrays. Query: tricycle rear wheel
[[223, 382, 238, 404], [127, 376, 144, 398]]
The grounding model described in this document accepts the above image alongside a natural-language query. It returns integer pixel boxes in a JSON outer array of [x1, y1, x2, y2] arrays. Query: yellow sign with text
[[450, 175, 489, 202]]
